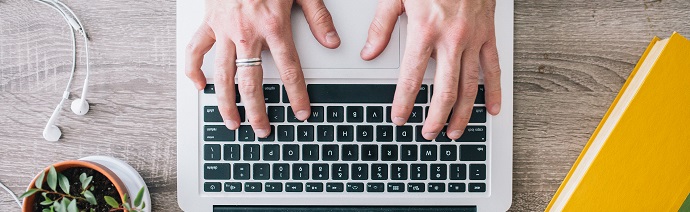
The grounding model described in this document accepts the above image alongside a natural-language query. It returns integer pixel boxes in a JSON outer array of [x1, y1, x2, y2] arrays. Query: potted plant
[[19, 156, 151, 212]]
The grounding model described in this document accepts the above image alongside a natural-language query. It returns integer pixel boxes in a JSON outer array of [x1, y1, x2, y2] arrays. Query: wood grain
[[1, 0, 689, 211]]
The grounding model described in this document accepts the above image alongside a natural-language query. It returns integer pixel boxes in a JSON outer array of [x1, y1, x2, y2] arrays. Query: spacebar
[[283, 84, 427, 104]]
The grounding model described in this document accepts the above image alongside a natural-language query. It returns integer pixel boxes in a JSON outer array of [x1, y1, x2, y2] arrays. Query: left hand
[[361, 0, 502, 140]]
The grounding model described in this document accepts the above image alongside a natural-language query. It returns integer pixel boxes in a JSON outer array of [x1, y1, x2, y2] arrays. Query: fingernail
[[449, 130, 462, 139], [296, 110, 310, 121], [491, 103, 501, 115], [362, 42, 373, 54], [196, 83, 204, 91], [393, 117, 406, 126], [254, 128, 269, 138], [423, 132, 438, 140], [325, 31, 340, 44], [224, 120, 239, 130]]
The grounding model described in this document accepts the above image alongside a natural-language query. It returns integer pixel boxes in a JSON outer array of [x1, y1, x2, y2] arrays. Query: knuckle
[[398, 77, 422, 94], [280, 68, 304, 85], [312, 6, 333, 27], [370, 19, 385, 36], [214, 70, 233, 84], [238, 80, 262, 97], [461, 82, 479, 99], [437, 91, 458, 105]]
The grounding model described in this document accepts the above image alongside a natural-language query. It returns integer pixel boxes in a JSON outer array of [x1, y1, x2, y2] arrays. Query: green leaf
[[90, 209, 95, 212], [58, 173, 70, 194], [42, 192, 52, 201], [104, 196, 120, 208], [35, 171, 46, 189], [83, 190, 97, 205], [123, 202, 132, 211], [42, 209, 50, 212], [79, 173, 86, 184], [82, 176, 92, 190], [61, 198, 70, 212], [19, 188, 40, 199], [89, 186, 94, 191], [40, 199, 54, 205], [141, 201, 146, 209], [67, 199, 77, 212], [47, 166, 58, 191], [134, 186, 145, 207], [122, 192, 128, 202], [52, 201, 60, 212]]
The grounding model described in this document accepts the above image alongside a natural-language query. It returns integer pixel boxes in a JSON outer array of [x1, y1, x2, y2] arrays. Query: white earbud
[[44, 92, 69, 142], [71, 98, 89, 115]]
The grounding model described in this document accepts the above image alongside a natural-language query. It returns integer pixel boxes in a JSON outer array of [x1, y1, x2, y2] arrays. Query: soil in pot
[[32, 167, 123, 212]]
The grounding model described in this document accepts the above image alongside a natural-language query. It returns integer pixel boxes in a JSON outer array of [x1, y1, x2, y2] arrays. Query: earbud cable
[[0, 180, 22, 208]]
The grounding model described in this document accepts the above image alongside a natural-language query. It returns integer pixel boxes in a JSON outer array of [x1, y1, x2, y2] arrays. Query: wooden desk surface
[[1, 0, 688, 211]]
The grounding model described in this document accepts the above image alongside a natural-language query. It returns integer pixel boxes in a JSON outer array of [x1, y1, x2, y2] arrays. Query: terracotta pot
[[22, 156, 151, 212]]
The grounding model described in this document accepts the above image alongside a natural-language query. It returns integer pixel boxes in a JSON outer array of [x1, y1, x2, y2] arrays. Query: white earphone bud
[[71, 98, 89, 115], [43, 124, 62, 142]]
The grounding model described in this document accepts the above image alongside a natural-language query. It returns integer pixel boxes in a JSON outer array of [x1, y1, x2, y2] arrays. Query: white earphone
[[34, 0, 91, 141]]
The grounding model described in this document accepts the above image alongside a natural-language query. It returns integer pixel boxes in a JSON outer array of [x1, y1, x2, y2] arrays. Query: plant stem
[[39, 189, 87, 202]]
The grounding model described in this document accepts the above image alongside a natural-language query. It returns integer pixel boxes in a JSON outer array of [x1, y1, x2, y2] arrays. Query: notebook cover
[[546, 32, 690, 211]]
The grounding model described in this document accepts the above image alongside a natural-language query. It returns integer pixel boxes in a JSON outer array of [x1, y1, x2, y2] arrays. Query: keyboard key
[[285, 183, 303, 192], [327, 106, 344, 122], [357, 125, 374, 142], [204, 106, 223, 122], [420, 145, 437, 161], [238, 106, 246, 122], [306, 182, 324, 192], [245, 182, 262, 192], [308, 106, 325, 122], [302, 144, 319, 161], [265, 182, 283, 192], [297, 125, 314, 141], [204, 144, 221, 160], [367, 183, 385, 192], [253, 163, 270, 180], [450, 164, 467, 180], [346, 183, 364, 192], [448, 183, 466, 192], [243, 144, 260, 161], [332, 164, 348, 180], [351, 164, 368, 180], [457, 126, 487, 142], [415, 126, 432, 142], [376, 126, 393, 142], [342, 145, 359, 161], [469, 164, 486, 180], [277, 125, 295, 141], [263, 84, 280, 103], [469, 107, 487, 123], [322, 145, 339, 161], [436, 127, 451, 142], [283, 144, 299, 161], [407, 183, 425, 192], [387, 183, 405, 192], [396, 126, 413, 142], [347, 106, 364, 122], [366, 106, 384, 123], [476, 85, 485, 104], [460, 145, 486, 161], [316, 125, 335, 142], [267, 106, 284, 123], [401, 145, 418, 161], [223, 144, 240, 161], [203, 84, 216, 94], [273, 163, 290, 180], [204, 182, 221, 192], [263, 144, 280, 161], [371, 164, 388, 180], [238, 125, 255, 141], [391, 164, 408, 180], [224, 182, 241, 192], [204, 163, 230, 180], [428, 183, 445, 192], [286, 106, 302, 122], [258, 125, 275, 141], [430, 164, 447, 180], [233, 163, 250, 180], [204, 125, 235, 141], [337, 125, 354, 142], [326, 183, 344, 192], [410, 164, 428, 180], [361, 145, 378, 161], [469, 183, 486, 192], [440, 145, 457, 161], [408, 107, 423, 123], [292, 164, 309, 180], [302, 84, 427, 104], [381, 145, 398, 161], [312, 164, 329, 180], [386, 106, 392, 123]]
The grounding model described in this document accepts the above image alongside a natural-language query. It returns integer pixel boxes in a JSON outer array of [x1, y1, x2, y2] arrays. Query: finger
[[421, 50, 461, 140], [447, 49, 481, 140], [480, 38, 502, 115], [297, 0, 341, 48], [185, 22, 215, 90], [214, 39, 241, 130], [265, 28, 311, 121], [235, 41, 271, 138], [390, 27, 434, 126], [361, 0, 403, 60]]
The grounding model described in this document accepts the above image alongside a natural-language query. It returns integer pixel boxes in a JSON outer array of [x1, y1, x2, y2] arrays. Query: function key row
[[204, 182, 486, 193]]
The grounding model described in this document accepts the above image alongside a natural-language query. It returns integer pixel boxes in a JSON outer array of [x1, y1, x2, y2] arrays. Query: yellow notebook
[[546, 32, 690, 212]]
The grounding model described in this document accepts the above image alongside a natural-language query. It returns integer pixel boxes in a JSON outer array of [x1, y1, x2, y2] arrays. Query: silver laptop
[[177, 0, 513, 211]]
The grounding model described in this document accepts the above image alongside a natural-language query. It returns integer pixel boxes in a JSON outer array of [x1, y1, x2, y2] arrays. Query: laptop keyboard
[[201, 84, 488, 193]]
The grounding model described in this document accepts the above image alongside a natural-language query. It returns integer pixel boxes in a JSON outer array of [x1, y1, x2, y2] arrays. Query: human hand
[[186, 0, 340, 137], [361, 0, 502, 140]]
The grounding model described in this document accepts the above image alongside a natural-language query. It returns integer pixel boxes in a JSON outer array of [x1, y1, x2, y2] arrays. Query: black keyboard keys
[[342, 144, 358, 161], [285, 183, 303, 192], [460, 145, 486, 161], [233, 163, 250, 180], [205, 182, 221, 192], [401, 145, 418, 161], [396, 126, 413, 142], [450, 164, 467, 180], [449, 183, 466, 192], [440, 145, 458, 161], [381, 145, 398, 161], [346, 183, 364, 192], [428, 183, 445, 192], [277, 125, 294, 142], [326, 183, 344, 192], [361, 145, 378, 161], [312, 164, 329, 180], [273, 163, 289, 180], [238, 125, 255, 141], [203, 106, 223, 122], [469, 164, 486, 180], [204, 163, 230, 180], [376, 126, 393, 142], [351, 164, 368, 180], [243, 144, 259, 161], [308, 106, 324, 122], [469, 107, 487, 123], [327, 106, 344, 122], [367, 106, 384, 123], [367, 183, 385, 192], [337, 125, 354, 142], [292, 164, 309, 180], [391, 164, 408, 180], [371, 164, 388, 180], [224, 144, 240, 161], [297, 125, 314, 141], [306, 183, 324, 192], [317, 125, 334, 142], [283, 144, 299, 161], [253, 163, 270, 180], [457, 126, 487, 142], [332, 164, 348, 180], [322, 145, 339, 161], [204, 125, 234, 141], [245, 182, 262, 192], [263, 84, 280, 103], [204, 144, 221, 161], [408, 183, 425, 192], [224, 182, 241, 192], [387, 183, 405, 192], [267, 106, 284, 123], [263, 144, 280, 161], [410, 164, 427, 180], [265, 182, 282, 192], [420, 145, 437, 161], [347, 106, 364, 122], [357, 125, 374, 142], [258, 125, 275, 141], [302, 144, 319, 161], [408, 107, 423, 123], [469, 183, 486, 192], [430, 164, 447, 180]]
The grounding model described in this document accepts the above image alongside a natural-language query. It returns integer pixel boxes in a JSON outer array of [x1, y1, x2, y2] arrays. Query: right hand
[[185, 0, 340, 137]]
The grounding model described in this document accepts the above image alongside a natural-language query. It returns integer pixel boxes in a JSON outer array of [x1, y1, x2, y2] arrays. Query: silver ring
[[236, 61, 262, 67], [235, 58, 262, 63]]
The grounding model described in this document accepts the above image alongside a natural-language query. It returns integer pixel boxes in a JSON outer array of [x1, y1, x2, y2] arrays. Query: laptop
[[177, 0, 513, 211]]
